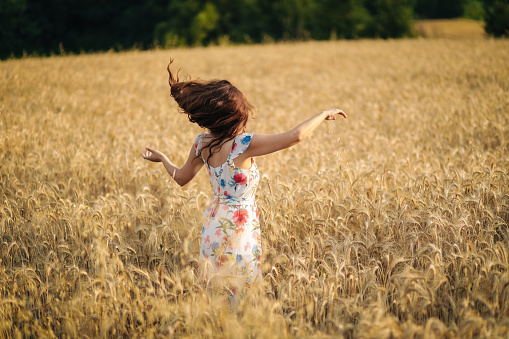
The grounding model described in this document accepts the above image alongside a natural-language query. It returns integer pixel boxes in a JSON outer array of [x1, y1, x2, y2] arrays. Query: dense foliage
[[413, 0, 466, 19], [0, 0, 506, 59], [484, 0, 509, 36], [3, 0, 411, 59]]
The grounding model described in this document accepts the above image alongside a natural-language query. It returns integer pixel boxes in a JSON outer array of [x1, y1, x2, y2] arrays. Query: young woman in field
[[142, 60, 346, 295]]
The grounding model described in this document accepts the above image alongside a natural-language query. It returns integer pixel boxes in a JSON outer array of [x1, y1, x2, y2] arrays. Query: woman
[[142, 60, 346, 295]]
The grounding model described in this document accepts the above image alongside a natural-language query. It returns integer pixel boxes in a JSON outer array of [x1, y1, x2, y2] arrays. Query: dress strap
[[193, 133, 206, 158], [228, 133, 253, 162]]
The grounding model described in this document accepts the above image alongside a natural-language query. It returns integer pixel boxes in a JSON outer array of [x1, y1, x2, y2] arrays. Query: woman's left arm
[[142, 145, 204, 186], [243, 108, 346, 158]]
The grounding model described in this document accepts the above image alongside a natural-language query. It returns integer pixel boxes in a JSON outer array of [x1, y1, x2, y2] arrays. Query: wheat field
[[1, 38, 508, 338], [415, 19, 485, 39]]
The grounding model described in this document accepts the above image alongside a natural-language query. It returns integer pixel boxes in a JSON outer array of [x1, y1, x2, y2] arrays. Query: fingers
[[325, 108, 347, 120], [142, 147, 154, 160]]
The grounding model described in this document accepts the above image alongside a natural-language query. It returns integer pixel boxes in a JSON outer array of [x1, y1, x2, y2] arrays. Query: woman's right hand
[[323, 108, 347, 120], [142, 147, 165, 162]]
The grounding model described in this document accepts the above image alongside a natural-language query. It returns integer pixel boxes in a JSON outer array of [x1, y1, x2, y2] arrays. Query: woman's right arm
[[243, 108, 346, 158], [142, 145, 204, 186]]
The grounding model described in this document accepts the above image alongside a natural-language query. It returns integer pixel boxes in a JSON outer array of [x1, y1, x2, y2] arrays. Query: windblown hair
[[167, 59, 254, 163]]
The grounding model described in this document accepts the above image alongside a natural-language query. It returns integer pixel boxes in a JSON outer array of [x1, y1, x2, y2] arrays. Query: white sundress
[[194, 132, 262, 291]]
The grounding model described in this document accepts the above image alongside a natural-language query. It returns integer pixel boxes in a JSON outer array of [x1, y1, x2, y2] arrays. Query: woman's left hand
[[323, 108, 347, 120]]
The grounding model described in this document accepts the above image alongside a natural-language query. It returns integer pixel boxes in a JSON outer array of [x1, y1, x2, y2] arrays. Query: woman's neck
[[207, 130, 243, 138]]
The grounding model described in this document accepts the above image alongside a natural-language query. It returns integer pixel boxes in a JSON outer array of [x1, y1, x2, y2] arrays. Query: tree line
[[0, 0, 507, 59]]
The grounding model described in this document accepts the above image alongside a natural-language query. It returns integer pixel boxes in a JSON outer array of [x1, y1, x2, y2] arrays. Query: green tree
[[0, 0, 69, 58], [366, 0, 415, 38], [0, 0, 32, 57], [190, 2, 220, 45], [413, 0, 466, 18], [272, 0, 313, 40], [307, 0, 373, 40], [484, 0, 509, 37], [155, 0, 204, 46], [463, 0, 485, 20]]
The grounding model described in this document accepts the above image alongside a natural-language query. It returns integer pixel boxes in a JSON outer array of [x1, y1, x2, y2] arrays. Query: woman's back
[[195, 132, 262, 286], [198, 134, 252, 170], [195, 132, 259, 201]]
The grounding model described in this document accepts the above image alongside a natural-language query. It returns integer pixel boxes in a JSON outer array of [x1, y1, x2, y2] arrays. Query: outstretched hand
[[323, 108, 347, 120], [142, 147, 165, 162]]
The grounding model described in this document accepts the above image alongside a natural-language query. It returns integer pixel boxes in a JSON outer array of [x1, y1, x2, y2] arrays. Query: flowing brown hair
[[167, 59, 254, 163]]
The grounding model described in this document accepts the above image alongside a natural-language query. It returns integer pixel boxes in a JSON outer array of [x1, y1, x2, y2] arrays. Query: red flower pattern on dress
[[234, 173, 248, 185], [233, 209, 248, 227]]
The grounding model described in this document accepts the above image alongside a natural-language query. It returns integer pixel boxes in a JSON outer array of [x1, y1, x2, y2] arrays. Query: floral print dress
[[194, 132, 261, 288]]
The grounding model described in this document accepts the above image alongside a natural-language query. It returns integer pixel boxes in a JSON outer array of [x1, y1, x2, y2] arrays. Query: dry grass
[[1, 39, 509, 338], [415, 19, 486, 39]]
